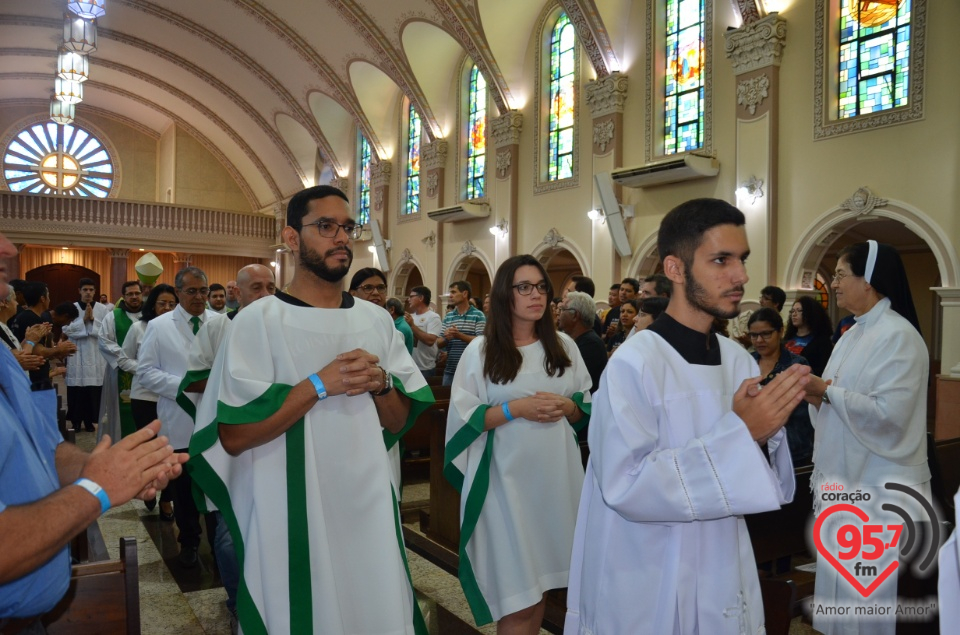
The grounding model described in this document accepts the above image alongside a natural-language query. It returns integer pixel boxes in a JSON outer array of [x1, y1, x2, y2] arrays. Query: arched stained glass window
[[839, 0, 911, 118], [3, 122, 113, 197], [405, 104, 421, 215], [548, 13, 575, 181], [466, 65, 486, 200], [357, 133, 371, 225], [664, 0, 704, 155]]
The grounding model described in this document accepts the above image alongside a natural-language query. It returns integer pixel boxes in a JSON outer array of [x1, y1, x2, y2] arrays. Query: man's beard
[[300, 243, 352, 283], [684, 265, 742, 320]]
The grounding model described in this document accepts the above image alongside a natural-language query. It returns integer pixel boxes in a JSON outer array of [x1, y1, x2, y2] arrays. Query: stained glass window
[[405, 104, 421, 215], [839, 0, 911, 118], [3, 122, 113, 197], [466, 65, 486, 200], [357, 134, 371, 225], [548, 13, 575, 181], [664, 0, 704, 155]]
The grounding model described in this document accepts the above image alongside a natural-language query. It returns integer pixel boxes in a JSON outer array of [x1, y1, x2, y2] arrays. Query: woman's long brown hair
[[483, 254, 571, 384]]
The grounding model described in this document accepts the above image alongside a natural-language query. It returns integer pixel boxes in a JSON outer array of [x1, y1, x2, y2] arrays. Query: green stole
[[114, 307, 136, 438]]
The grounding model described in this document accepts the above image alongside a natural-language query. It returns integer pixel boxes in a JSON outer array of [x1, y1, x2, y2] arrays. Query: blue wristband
[[25, 340, 36, 347], [501, 402, 515, 422], [74, 478, 111, 515], [308, 373, 328, 401]]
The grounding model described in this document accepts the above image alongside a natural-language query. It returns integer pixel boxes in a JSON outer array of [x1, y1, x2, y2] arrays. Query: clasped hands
[[80, 420, 189, 507], [315, 349, 387, 397], [511, 392, 576, 424], [733, 364, 811, 444]]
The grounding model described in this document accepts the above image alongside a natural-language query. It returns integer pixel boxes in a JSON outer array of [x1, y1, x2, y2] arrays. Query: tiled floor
[[79, 430, 818, 634]]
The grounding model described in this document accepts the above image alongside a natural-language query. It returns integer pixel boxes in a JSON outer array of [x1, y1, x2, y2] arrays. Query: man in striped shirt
[[437, 280, 486, 386]]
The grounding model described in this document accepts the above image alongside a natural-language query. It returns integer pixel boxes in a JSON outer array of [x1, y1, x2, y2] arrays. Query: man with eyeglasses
[[63, 278, 110, 432], [558, 291, 607, 396], [404, 286, 443, 380], [97, 280, 143, 443], [437, 280, 486, 387], [137, 266, 217, 568], [187, 185, 433, 634], [349, 267, 388, 308]]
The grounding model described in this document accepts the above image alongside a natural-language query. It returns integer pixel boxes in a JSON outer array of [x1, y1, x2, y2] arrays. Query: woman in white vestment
[[445, 254, 591, 634], [805, 241, 931, 635]]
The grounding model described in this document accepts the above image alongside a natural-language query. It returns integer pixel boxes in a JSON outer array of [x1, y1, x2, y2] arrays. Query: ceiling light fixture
[[55, 77, 84, 104], [63, 15, 98, 53], [57, 50, 89, 83], [49, 98, 76, 125], [67, 1, 106, 20]]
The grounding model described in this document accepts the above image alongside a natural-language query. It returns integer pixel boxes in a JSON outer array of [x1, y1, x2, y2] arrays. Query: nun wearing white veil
[[804, 240, 931, 635]]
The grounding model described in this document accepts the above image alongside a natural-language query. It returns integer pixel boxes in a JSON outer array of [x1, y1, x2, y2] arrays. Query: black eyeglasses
[[748, 330, 777, 341], [358, 284, 387, 294], [300, 219, 363, 239], [512, 282, 549, 296]]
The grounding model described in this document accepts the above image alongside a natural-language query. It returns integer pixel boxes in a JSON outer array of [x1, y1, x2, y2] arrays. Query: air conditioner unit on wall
[[427, 201, 490, 223], [612, 154, 719, 188]]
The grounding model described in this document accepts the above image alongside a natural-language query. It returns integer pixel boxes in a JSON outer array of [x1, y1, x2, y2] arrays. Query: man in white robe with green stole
[[97, 281, 143, 442], [188, 186, 433, 635], [565, 199, 811, 635]]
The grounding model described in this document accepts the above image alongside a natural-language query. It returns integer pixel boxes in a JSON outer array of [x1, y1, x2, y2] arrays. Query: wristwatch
[[372, 367, 393, 396], [821, 386, 831, 405]]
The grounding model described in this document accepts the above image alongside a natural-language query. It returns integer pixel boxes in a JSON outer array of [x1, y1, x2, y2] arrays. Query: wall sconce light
[[421, 230, 436, 248], [736, 176, 764, 204], [489, 219, 508, 238], [587, 209, 605, 223]]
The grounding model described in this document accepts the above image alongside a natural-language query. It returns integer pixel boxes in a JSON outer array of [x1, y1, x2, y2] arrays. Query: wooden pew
[[42, 536, 140, 635], [425, 406, 461, 551]]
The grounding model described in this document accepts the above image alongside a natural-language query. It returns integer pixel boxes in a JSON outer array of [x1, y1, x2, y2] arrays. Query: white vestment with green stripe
[[444, 334, 591, 624], [188, 295, 432, 635]]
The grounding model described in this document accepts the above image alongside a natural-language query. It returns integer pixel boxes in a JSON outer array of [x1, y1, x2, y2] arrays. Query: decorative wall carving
[[593, 119, 615, 153], [421, 139, 448, 170], [460, 240, 477, 255], [585, 72, 628, 117], [330, 177, 350, 193], [496, 149, 512, 178], [398, 248, 414, 265], [374, 188, 384, 211], [425, 172, 439, 199], [737, 74, 770, 115], [541, 228, 564, 248], [108, 248, 130, 259], [490, 111, 523, 148], [558, 0, 619, 78], [421, 230, 436, 248], [840, 187, 888, 216], [371, 161, 392, 189], [724, 14, 787, 76]]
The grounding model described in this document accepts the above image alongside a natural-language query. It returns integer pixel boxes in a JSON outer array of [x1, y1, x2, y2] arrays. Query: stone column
[[490, 111, 522, 260], [585, 72, 628, 286], [330, 176, 350, 197], [724, 14, 787, 288], [108, 248, 129, 301], [421, 139, 448, 293]]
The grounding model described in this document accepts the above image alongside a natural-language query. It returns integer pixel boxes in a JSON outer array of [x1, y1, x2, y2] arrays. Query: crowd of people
[[0, 185, 954, 635]]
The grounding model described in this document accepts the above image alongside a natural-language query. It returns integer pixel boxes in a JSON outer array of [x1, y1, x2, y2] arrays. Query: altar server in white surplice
[[565, 198, 811, 635], [188, 186, 434, 635], [445, 255, 591, 633], [97, 281, 143, 443]]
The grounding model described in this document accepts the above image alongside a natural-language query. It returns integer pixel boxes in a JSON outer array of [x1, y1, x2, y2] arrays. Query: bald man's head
[[237, 264, 277, 308]]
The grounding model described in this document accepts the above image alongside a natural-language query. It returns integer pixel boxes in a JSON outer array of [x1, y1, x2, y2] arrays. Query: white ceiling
[[0, 0, 630, 212]]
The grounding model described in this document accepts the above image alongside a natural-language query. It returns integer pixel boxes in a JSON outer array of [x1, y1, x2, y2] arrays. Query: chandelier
[[57, 50, 90, 83], [55, 77, 84, 105], [63, 15, 98, 54], [67, 1, 106, 20], [49, 99, 76, 125], [857, 0, 901, 27]]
